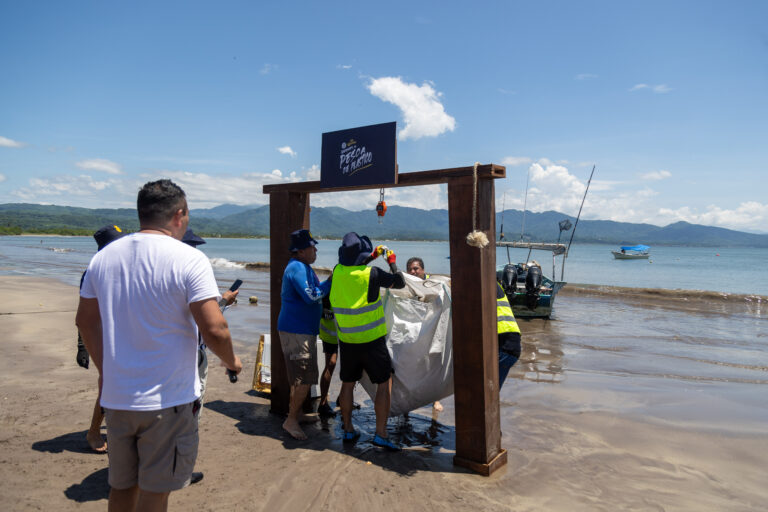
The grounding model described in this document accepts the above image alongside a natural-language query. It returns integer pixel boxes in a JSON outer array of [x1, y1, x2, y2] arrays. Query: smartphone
[[228, 279, 243, 292]]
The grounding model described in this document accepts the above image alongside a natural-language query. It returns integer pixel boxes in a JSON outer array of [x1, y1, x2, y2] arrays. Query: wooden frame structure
[[262, 164, 507, 476]]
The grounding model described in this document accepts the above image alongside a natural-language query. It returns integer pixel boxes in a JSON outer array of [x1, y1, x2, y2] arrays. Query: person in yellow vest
[[497, 281, 522, 388], [317, 295, 338, 418], [330, 232, 405, 450]]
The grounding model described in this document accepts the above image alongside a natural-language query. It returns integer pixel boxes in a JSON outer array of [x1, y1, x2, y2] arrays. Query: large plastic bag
[[359, 273, 453, 416]]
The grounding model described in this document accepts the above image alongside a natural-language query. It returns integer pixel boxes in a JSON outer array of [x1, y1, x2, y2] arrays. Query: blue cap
[[93, 224, 125, 251], [338, 232, 373, 266], [182, 229, 206, 247], [289, 229, 317, 252]]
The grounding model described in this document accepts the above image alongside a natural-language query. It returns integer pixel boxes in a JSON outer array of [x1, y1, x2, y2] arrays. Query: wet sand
[[1, 275, 766, 511]]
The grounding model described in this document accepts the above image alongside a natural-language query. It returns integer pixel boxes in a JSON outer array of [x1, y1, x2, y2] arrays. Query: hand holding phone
[[219, 279, 243, 308]]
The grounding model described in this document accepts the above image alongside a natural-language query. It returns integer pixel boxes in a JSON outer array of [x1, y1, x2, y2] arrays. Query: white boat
[[612, 244, 650, 259]]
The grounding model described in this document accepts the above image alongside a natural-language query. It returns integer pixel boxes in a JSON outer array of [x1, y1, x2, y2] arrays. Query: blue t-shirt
[[277, 258, 331, 335]]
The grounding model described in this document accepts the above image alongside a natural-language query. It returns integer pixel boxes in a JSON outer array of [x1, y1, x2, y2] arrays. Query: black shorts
[[339, 337, 393, 384], [322, 341, 338, 355]]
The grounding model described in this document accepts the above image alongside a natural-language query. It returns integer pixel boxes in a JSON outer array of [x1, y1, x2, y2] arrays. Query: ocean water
[[1, 235, 767, 296]]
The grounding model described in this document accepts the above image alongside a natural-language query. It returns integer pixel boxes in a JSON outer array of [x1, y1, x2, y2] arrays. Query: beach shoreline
[[1, 275, 766, 511]]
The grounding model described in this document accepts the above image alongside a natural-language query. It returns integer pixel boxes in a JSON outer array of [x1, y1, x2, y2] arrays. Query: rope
[[465, 162, 489, 248]]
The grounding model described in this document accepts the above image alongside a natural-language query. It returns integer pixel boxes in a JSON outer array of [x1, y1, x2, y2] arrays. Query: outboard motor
[[525, 264, 542, 310], [501, 264, 518, 296]]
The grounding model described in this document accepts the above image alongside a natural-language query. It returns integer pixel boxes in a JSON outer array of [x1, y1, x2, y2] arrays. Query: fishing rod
[[561, 164, 595, 280]]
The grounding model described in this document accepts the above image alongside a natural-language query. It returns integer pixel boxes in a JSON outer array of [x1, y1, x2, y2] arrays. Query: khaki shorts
[[278, 331, 319, 386], [105, 402, 199, 493]]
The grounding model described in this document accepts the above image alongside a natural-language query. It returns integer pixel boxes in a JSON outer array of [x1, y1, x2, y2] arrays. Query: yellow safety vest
[[330, 265, 387, 344], [319, 312, 338, 344], [497, 284, 521, 335]]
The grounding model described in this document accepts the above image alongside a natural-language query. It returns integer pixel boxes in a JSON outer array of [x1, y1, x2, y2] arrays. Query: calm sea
[[3, 236, 764, 296]]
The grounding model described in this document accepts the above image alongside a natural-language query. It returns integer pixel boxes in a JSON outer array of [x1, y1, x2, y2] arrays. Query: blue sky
[[1, 1, 766, 232]]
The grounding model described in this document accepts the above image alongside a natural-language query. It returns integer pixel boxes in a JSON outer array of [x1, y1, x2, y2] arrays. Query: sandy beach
[[1, 275, 766, 511]]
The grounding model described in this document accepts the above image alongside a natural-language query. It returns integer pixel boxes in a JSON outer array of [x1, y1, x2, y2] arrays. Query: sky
[[1, 1, 767, 233]]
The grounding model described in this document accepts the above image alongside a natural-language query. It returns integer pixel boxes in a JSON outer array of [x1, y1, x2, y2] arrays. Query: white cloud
[[75, 158, 123, 175], [575, 73, 598, 80], [496, 159, 767, 231], [306, 164, 320, 181], [501, 156, 532, 167], [658, 202, 768, 231], [12, 175, 116, 201], [337, 64, 352, 70], [260, 63, 275, 75], [630, 83, 672, 94], [145, 169, 304, 208], [367, 76, 456, 140], [0, 173, 6, 183], [640, 170, 672, 181], [0, 136, 25, 148], [277, 146, 297, 158], [497, 88, 516, 95]]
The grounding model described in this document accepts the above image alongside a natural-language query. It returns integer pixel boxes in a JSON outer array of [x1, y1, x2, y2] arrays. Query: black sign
[[321, 122, 397, 188]]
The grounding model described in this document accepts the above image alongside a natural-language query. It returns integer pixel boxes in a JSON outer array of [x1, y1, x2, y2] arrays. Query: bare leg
[[339, 381, 356, 433], [135, 489, 170, 512], [319, 352, 337, 407], [374, 377, 392, 438], [87, 392, 107, 453], [282, 383, 311, 440], [108, 485, 138, 512]]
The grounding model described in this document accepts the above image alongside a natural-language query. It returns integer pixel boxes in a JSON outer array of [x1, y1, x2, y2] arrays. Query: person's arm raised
[[189, 298, 242, 375]]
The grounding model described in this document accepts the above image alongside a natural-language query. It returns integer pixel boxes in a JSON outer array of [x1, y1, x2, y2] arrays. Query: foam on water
[[209, 257, 246, 269]]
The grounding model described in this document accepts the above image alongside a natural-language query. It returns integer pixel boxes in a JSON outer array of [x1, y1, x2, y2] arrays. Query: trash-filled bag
[[359, 273, 453, 416]]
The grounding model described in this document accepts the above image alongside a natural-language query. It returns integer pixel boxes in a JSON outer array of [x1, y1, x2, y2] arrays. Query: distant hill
[[1, 203, 767, 248]]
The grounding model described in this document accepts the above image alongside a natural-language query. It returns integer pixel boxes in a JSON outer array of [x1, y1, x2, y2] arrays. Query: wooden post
[[448, 175, 507, 476], [268, 189, 310, 415]]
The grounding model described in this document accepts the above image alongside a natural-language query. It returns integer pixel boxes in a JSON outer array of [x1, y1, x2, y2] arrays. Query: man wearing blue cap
[[277, 229, 331, 440], [330, 232, 405, 450]]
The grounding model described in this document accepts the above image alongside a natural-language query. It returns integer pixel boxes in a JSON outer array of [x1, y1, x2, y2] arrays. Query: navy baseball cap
[[289, 229, 317, 252], [93, 224, 125, 251], [182, 228, 206, 247]]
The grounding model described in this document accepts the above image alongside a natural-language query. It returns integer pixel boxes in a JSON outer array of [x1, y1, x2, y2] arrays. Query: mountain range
[[1, 202, 767, 248]]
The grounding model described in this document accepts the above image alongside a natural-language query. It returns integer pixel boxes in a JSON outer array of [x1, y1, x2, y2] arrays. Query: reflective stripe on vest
[[330, 265, 387, 344], [497, 293, 521, 335], [319, 316, 338, 344]]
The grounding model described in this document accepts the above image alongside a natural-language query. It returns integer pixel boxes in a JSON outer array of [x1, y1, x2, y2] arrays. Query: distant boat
[[612, 244, 650, 259]]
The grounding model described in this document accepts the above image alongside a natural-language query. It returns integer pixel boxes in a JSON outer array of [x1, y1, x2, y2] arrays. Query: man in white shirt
[[76, 179, 242, 512]]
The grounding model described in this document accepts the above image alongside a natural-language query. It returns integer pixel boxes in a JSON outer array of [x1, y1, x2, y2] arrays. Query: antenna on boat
[[561, 164, 595, 279], [499, 191, 511, 263], [519, 166, 530, 240], [499, 191, 506, 241]]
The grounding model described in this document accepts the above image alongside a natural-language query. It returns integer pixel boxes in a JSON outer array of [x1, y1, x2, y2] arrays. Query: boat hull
[[611, 251, 649, 260]]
